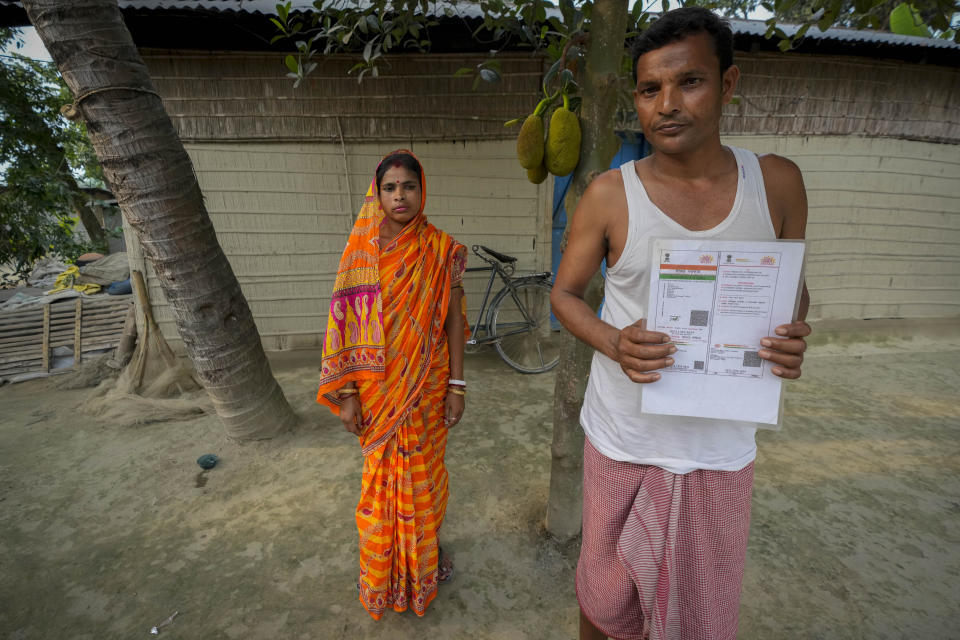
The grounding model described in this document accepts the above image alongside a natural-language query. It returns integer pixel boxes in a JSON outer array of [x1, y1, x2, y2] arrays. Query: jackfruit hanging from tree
[[526, 163, 548, 184], [545, 93, 581, 177], [516, 97, 550, 170]]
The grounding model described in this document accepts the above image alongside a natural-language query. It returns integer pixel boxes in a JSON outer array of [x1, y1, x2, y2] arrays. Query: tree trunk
[[62, 164, 108, 249], [546, 0, 631, 540], [23, 0, 297, 440]]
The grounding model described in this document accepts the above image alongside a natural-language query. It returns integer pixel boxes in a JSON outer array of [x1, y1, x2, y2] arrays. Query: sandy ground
[[1, 319, 958, 639]]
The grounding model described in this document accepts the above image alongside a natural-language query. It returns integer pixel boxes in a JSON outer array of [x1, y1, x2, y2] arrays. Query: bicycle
[[464, 245, 559, 374]]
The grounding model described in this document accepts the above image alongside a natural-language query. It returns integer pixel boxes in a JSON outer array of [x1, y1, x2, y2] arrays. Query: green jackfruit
[[527, 163, 548, 185], [545, 98, 581, 177], [517, 114, 545, 170]]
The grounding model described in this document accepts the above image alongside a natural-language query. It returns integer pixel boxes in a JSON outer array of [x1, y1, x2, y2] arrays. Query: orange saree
[[317, 152, 468, 619]]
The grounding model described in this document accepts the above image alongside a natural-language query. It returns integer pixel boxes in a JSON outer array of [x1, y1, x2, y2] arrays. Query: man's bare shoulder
[[584, 167, 626, 198], [758, 153, 804, 194], [578, 168, 627, 219], [757, 153, 808, 237]]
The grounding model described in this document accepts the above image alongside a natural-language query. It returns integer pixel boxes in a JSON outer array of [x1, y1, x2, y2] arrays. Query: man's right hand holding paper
[[614, 320, 676, 384]]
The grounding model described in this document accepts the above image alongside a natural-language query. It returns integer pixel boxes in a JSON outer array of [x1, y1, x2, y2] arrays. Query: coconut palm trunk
[[546, 0, 630, 540], [23, 0, 297, 440]]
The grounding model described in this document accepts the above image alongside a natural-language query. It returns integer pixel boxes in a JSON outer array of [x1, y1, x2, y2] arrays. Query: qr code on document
[[689, 310, 709, 327], [742, 351, 762, 368]]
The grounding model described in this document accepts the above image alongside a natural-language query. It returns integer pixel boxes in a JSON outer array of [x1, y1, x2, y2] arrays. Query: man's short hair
[[631, 7, 734, 82]]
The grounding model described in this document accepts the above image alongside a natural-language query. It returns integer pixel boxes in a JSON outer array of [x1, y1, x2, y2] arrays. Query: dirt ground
[[1, 318, 958, 640]]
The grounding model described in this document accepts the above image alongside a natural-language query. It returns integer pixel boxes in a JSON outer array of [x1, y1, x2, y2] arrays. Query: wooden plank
[[41, 305, 50, 373], [0, 308, 76, 324], [74, 298, 83, 366], [0, 308, 127, 333], [79, 327, 126, 340], [1, 328, 82, 348], [0, 349, 44, 364], [0, 362, 45, 377], [0, 295, 131, 319]]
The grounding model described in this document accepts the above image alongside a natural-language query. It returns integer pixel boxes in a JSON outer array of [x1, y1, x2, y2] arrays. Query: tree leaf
[[454, 67, 475, 77], [363, 39, 374, 61], [889, 3, 931, 37], [284, 54, 299, 73]]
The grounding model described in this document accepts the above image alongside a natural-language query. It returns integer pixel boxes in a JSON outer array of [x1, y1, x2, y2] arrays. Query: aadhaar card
[[643, 238, 805, 426]]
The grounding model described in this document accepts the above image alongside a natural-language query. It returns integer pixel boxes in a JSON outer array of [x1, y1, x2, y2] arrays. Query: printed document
[[641, 238, 805, 425]]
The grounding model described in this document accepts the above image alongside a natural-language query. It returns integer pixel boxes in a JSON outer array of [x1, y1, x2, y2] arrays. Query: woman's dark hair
[[376, 152, 422, 190], [631, 8, 734, 82]]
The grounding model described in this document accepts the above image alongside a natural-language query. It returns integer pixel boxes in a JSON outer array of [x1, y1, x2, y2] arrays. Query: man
[[550, 8, 811, 640]]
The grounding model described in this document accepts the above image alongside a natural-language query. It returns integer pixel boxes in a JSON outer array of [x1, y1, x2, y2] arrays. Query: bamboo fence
[[0, 294, 133, 379]]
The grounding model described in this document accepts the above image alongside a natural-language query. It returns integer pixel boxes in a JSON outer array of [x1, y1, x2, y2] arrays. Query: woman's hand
[[339, 395, 363, 436], [445, 392, 465, 427]]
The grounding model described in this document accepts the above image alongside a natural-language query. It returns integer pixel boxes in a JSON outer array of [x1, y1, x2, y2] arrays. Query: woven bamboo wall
[[141, 51, 544, 142], [724, 134, 960, 320], [136, 140, 552, 351], [142, 50, 960, 145], [722, 53, 960, 143]]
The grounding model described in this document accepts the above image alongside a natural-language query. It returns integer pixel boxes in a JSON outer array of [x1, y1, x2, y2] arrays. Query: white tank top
[[580, 146, 777, 474]]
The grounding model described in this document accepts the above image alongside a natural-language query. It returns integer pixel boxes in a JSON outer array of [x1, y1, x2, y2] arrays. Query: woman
[[317, 150, 468, 620]]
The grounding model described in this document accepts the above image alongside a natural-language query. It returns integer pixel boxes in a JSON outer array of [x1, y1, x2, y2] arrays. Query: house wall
[[130, 48, 960, 352], [140, 50, 544, 142], [724, 53, 959, 143], [134, 140, 553, 351], [723, 135, 960, 320]]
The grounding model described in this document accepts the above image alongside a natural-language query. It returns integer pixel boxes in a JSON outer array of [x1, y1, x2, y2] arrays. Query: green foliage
[[272, 0, 595, 88], [889, 2, 932, 35], [746, 0, 959, 42], [274, 0, 960, 100], [0, 28, 104, 274]]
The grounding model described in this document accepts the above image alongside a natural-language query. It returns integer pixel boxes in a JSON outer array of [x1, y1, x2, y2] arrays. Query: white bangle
[[448, 379, 466, 387]]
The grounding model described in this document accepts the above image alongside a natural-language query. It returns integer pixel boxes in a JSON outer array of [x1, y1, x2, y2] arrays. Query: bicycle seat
[[480, 245, 517, 264]]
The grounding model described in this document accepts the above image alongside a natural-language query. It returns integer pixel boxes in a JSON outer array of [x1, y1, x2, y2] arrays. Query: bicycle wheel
[[489, 279, 559, 374]]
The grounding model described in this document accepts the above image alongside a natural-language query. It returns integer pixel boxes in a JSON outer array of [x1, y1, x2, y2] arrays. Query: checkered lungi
[[576, 437, 755, 640]]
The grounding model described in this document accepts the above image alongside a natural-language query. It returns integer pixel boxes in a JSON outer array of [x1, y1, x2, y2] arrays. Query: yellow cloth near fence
[[45, 266, 101, 295]]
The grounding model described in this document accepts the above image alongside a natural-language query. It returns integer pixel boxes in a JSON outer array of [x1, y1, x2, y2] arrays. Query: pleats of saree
[[356, 352, 450, 619]]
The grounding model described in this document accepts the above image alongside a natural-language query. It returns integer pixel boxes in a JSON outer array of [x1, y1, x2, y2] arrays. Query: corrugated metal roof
[[3, 0, 957, 51], [727, 17, 960, 50]]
